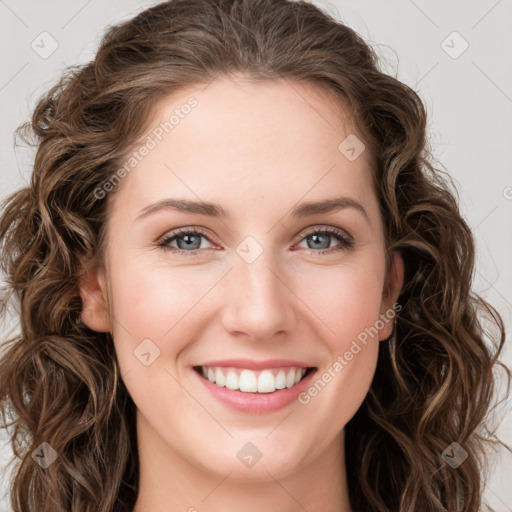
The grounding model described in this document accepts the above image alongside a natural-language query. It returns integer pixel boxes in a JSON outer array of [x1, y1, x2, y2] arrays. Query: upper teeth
[[200, 366, 307, 393]]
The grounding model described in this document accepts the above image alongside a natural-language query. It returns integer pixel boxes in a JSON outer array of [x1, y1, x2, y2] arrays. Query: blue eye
[[295, 227, 355, 254], [157, 226, 354, 256], [157, 227, 215, 255], [159, 228, 211, 252]]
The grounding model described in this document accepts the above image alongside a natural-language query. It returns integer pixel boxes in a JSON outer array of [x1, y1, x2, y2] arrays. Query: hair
[[0, 0, 509, 510]]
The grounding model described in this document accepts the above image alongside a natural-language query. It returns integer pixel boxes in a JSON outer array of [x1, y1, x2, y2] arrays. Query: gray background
[[1, 0, 511, 510]]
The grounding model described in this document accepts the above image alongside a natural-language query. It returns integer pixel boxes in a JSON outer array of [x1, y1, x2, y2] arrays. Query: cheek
[[303, 342, 379, 444], [106, 257, 223, 380], [294, 255, 386, 345], [293, 255, 384, 409], [109, 259, 211, 336], [107, 263, 200, 411]]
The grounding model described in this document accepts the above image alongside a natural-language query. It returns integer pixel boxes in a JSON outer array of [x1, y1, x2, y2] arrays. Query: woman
[[0, 0, 509, 511]]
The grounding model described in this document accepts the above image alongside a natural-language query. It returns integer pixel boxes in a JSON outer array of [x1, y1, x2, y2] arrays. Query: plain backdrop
[[0, 0, 511, 510]]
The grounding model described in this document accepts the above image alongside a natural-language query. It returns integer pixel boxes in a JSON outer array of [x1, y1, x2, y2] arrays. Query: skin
[[79, 75, 404, 512]]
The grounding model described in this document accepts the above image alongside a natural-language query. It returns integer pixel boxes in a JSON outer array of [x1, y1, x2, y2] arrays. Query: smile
[[194, 365, 314, 393]]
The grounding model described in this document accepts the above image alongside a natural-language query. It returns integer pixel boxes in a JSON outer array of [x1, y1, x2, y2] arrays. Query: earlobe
[[378, 251, 405, 341], [78, 265, 111, 333]]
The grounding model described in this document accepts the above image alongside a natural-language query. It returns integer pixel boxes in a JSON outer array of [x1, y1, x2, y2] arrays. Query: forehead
[[109, 76, 377, 223]]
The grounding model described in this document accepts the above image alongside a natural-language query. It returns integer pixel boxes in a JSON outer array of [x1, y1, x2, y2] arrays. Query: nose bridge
[[237, 252, 281, 306], [221, 240, 295, 339]]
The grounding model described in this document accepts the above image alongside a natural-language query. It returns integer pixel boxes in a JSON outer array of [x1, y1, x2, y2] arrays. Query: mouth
[[193, 365, 316, 394]]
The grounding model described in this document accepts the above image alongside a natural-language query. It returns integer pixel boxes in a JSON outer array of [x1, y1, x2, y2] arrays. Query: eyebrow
[[135, 196, 369, 222]]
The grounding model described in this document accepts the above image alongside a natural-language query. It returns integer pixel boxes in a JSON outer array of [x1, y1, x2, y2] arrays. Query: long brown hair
[[0, 1, 509, 510]]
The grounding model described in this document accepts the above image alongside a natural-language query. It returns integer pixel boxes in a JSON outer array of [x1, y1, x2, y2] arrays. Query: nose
[[220, 250, 297, 342]]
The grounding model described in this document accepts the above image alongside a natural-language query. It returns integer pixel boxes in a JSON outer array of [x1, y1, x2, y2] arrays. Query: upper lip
[[195, 358, 315, 370]]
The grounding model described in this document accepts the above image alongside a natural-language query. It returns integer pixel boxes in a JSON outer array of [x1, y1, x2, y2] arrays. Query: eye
[[157, 227, 217, 255], [294, 226, 355, 255]]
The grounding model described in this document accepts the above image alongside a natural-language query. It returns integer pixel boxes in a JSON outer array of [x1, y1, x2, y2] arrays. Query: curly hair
[[0, 0, 509, 511]]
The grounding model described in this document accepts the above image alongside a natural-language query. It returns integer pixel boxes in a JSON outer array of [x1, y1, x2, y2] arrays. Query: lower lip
[[192, 367, 317, 414]]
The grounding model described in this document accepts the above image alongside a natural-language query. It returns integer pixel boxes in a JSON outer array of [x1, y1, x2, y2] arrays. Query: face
[[80, 75, 403, 483]]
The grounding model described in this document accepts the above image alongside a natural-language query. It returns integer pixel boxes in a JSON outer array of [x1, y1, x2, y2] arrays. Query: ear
[[378, 251, 404, 341], [78, 265, 111, 332]]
